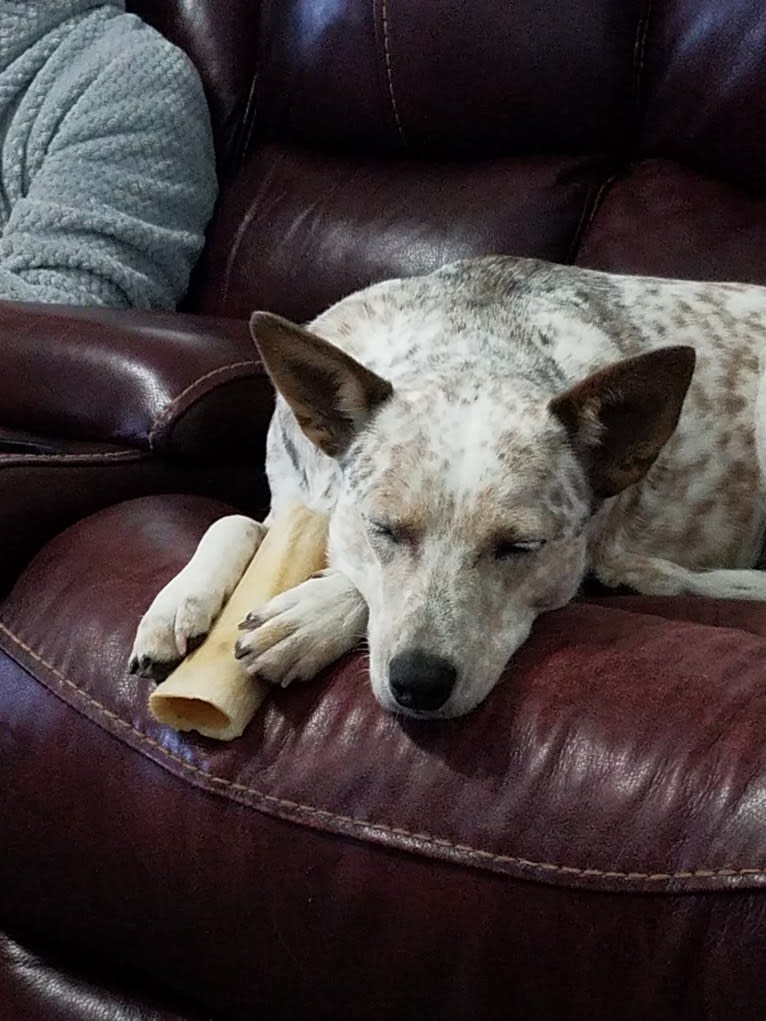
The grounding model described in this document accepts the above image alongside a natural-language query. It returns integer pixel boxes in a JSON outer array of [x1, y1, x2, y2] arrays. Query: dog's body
[[131, 257, 766, 717]]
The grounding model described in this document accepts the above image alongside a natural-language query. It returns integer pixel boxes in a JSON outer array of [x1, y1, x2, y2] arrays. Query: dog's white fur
[[130, 257, 766, 718]]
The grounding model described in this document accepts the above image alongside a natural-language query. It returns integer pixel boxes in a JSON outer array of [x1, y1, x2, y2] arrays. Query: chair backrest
[[127, 0, 260, 167], [129, 1, 766, 321]]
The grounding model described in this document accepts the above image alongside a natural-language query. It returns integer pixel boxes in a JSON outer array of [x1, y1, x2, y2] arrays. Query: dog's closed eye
[[369, 520, 404, 543], [493, 538, 546, 560]]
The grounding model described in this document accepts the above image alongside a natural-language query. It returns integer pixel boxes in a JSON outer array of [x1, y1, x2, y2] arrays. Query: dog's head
[[251, 312, 694, 718]]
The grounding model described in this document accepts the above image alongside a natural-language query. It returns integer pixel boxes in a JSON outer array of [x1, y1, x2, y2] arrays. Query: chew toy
[[148, 506, 329, 740]]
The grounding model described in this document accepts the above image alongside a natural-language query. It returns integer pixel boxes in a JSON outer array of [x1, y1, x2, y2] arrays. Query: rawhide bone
[[148, 506, 329, 740]]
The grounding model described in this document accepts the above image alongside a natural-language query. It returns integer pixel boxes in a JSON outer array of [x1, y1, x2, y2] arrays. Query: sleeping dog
[[130, 257, 766, 717]]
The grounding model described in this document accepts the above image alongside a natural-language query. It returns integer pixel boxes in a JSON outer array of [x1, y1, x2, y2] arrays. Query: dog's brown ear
[[549, 346, 696, 498], [250, 312, 393, 457]]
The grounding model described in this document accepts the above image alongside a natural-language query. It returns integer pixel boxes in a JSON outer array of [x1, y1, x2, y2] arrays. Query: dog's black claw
[[234, 640, 247, 660], [149, 657, 182, 682], [129, 654, 181, 683], [186, 633, 207, 655], [238, 613, 261, 631]]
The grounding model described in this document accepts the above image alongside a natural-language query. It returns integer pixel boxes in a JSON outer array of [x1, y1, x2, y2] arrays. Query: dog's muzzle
[[388, 650, 457, 713]]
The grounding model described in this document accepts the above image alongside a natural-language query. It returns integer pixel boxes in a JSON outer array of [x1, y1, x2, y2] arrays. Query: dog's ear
[[549, 346, 696, 498], [250, 311, 393, 457]]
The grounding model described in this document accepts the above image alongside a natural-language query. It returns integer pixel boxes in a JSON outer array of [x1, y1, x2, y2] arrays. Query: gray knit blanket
[[0, 1, 217, 309]]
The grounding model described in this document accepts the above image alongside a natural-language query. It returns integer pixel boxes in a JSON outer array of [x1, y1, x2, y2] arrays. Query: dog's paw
[[234, 571, 367, 687], [128, 514, 266, 681], [129, 586, 224, 682]]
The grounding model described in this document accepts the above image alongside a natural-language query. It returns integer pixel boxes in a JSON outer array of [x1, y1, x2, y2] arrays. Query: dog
[[129, 256, 766, 718]]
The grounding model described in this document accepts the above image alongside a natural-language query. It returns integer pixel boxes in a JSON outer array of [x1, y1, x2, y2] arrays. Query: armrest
[[0, 302, 274, 458]]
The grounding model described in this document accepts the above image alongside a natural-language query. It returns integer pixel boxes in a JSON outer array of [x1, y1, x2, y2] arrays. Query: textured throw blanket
[[0, 1, 217, 309]]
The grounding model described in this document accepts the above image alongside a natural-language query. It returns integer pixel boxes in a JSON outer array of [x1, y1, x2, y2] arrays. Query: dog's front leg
[[130, 515, 266, 680], [234, 569, 368, 687]]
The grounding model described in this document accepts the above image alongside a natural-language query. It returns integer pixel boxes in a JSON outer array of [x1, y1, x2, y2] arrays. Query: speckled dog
[[130, 257, 766, 718]]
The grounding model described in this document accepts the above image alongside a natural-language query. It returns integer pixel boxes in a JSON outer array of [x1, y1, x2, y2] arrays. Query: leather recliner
[[3, 3, 766, 1018]]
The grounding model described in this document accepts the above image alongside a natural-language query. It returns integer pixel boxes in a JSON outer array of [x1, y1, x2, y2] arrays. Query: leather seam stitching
[[378, 0, 406, 143], [0, 449, 143, 464], [3, 617, 764, 885], [146, 360, 261, 451], [632, 0, 654, 129], [568, 172, 619, 262], [237, 72, 259, 167]]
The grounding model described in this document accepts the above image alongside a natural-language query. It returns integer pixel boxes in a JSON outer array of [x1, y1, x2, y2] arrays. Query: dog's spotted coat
[[130, 257, 766, 718]]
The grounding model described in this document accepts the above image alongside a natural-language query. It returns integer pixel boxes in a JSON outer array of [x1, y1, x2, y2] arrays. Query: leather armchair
[[3, 3, 766, 1019]]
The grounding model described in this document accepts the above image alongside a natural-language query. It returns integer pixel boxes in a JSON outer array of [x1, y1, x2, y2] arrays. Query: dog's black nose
[[389, 651, 457, 712]]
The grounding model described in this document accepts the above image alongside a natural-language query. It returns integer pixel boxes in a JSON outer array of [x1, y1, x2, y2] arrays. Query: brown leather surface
[[3, 497, 766, 1019], [575, 160, 766, 281], [254, 0, 640, 156], [0, 451, 268, 594], [193, 143, 611, 320], [0, 302, 273, 457], [640, 0, 766, 193], [0, 931, 204, 1021]]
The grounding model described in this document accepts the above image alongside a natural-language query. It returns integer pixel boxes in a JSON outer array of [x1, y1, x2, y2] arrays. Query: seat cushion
[[2, 494, 766, 1020]]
